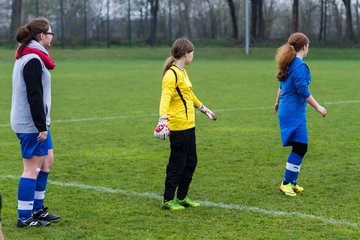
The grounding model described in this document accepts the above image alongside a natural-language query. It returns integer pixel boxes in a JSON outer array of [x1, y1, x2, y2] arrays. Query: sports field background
[[0, 47, 359, 239]]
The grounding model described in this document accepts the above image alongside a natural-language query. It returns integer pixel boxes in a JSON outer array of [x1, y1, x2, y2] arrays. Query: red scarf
[[16, 47, 56, 70]]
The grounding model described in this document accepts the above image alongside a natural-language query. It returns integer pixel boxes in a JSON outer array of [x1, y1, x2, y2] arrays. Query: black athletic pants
[[164, 127, 197, 201]]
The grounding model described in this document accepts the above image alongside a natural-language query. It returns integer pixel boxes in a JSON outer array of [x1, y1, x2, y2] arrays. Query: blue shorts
[[16, 130, 53, 158], [279, 117, 308, 146]]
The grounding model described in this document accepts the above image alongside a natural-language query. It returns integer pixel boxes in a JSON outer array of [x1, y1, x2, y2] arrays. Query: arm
[[305, 95, 327, 117], [191, 91, 201, 108], [191, 89, 217, 120], [293, 65, 326, 117], [155, 72, 175, 140], [23, 59, 48, 141], [293, 65, 311, 99], [159, 72, 176, 116], [274, 88, 281, 113]]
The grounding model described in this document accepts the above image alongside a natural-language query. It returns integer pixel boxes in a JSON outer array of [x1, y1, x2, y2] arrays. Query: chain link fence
[[0, 0, 358, 48]]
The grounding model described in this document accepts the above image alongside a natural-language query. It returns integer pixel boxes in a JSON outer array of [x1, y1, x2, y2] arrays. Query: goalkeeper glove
[[154, 116, 170, 140], [199, 104, 217, 121], [199, 104, 217, 120]]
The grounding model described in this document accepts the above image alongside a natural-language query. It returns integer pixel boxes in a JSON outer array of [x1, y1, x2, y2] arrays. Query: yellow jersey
[[159, 66, 201, 131]]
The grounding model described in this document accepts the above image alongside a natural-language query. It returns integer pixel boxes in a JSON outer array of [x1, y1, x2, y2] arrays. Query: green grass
[[0, 47, 359, 239]]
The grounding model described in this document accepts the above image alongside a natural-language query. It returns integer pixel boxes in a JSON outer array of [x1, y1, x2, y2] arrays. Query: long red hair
[[275, 32, 309, 81]]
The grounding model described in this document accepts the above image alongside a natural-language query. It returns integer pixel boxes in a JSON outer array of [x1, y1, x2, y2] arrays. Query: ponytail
[[15, 26, 33, 57], [275, 43, 296, 81], [276, 32, 310, 81], [14, 17, 50, 57], [162, 56, 176, 76], [162, 38, 194, 77]]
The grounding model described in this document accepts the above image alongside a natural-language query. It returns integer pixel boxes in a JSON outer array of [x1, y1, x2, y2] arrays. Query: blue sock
[[283, 152, 303, 185], [33, 171, 49, 212], [18, 177, 36, 221]]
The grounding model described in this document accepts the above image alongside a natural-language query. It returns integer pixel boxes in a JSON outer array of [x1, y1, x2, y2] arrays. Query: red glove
[[199, 104, 217, 120], [154, 116, 170, 140]]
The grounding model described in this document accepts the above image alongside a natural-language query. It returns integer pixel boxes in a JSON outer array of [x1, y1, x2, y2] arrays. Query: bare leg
[[41, 149, 54, 173], [22, 156, 45, 179]]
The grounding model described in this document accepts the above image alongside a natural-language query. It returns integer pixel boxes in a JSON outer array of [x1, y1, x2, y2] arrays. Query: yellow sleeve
[[159, 70, 176, 116], [191, 90, 201, 108]]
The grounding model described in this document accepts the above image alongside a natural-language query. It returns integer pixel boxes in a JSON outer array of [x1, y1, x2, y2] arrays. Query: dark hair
[[162, 38, 194, 76], [15, 17, 50, 56], [275, 32, 309, 81]]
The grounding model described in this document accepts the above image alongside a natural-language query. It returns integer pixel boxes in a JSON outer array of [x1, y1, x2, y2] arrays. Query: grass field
[[0, 46, 359, 239]]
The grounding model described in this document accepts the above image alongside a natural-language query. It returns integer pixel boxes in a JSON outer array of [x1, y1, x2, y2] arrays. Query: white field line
[[0, 174, 358, 228], [1, 99, 359, 127]]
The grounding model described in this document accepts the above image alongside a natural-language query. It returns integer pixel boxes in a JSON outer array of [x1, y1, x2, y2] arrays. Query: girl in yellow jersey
[[154, 38, 217, 210]]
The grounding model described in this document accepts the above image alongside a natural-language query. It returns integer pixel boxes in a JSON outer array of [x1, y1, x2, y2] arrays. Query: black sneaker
[[16, 217, 51, 228], [33, 207, 60, 222]]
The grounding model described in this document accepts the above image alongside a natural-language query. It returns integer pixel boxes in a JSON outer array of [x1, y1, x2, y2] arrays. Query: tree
[[318, 0, 329, 42], [263, 0, 275, 40], [292, 0, 299, 32], [324, 0, 328, 41], [342, 0, 355, 41], [206, 0, 217, 39], [257, 0, 265, 41], [226, 0, 238, 39], [10, 0, 22, 39], [331, 0, 342, 37], [250, 0, 264, 42], [357, 0, 360, 41], [174, 0, 193, 38], [147, 0, 159, 45], [133, 0, 147, 42], [183, 0, 193, 38]]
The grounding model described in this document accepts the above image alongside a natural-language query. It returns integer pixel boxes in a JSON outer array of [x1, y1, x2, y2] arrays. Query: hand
[[199, 104, 217, 120], [37, 131, 48, 142], [316, 105, 327, 117], [274, 103, 279, 114], [154, 116, 170, 140]]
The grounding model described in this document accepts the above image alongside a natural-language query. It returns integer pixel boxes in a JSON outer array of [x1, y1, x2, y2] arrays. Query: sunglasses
[[46, 32, 55, 36]]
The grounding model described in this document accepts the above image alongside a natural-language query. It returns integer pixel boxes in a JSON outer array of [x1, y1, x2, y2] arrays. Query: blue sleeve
[[293, 64, 311, 99]]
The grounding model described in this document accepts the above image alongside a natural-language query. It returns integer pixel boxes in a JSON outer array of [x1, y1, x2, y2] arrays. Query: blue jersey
[[278, 57, 311, 118]]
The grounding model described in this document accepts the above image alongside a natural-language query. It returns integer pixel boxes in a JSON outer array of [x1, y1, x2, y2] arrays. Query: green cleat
[[162, 200, 185, 211], [293, 184, 304, 193], [280, 183, 297, 197], [175, 197, 200, 208]]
